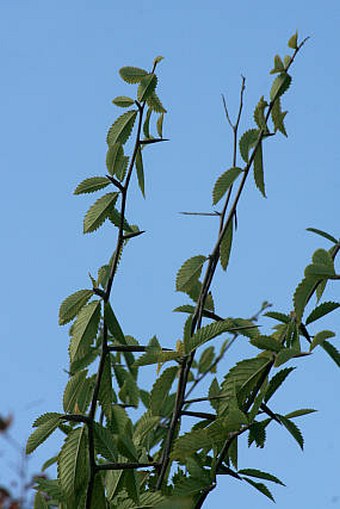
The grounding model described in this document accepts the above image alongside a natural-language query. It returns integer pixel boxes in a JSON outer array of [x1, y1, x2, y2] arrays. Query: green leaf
[[251, 335, 282, 352], [220, 220, 233, 271], [278, 415, 304, 449], [105, 302, 125, 344], [270, 73, 292, 101], [69, 301, 101, 362], [91, 473, 107, 509], [157, 113, 164, 138], [63, 370, 94, 414], [83, 192, 119, 233], [108, 207, 133, 232], [186, 319, 236, 354], [133, 412, 160, 445], [34, 478, 64, 502], [107, 110, 138, 147], [265, 311, 290, 323], [173, 304, 196, 314], [253, 96, 268, 129], [135, 146, 145, 197], [310, 330, 335, 351], [150, 366, 178, 415], [304, 263, 335, 278], [34, 492, 49, 509], [243, 477, 275, 502], [119, 66, 148, 84], [274, 348, 302, 367], [143, 108, 152, 138], [284, 408, 317, 419], [176, 255, 207, 293], [239, 128, 259, 163], [146, 91, 166, 113], [270, 54, 284, 74], [134, 337, 180, 367], [58, 427, 89, 499], [248, 420, 267, 448], [98, 355, 116, 422], [271, 96, 287, 136], [171, 421, 226, 461], [321, 340, 340, 367], [106, 143, 129, 179], [253, 141, 266, 197], [212, 167, 243, 205], [283, 55, 292, 68], [264, 367, 295, 403], [59, 289, 93, 326], [293, 276, 316, 322], [198, 346, 215, 373], [93, 422, 117, 462], [239, 468, 284, 485], [306, 227, 338, 244], [173, 476, 208, 497], [288, 31, 298, 49], [74, 176, 110, 195], [26, 413, 62, 454], [112, 96, 135, 108], [137, 73, 157, 102]]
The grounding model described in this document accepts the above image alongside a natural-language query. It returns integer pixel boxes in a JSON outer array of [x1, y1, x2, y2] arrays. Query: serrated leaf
[[171, 421, 226, 461], [310, 330, 335, 351], [213, 167, 242, 205], [58, 427, 89, 499], [91, 473, 107, 509], [271, 96, 288, 136], [41, 455, 58, 471], [133, 412, 160, 445], [69, 301, 101, 362], [248, 420, 267, 448], [137, 73, 157, 102], [220, 218, 233, 271], [288, 31, 298, 49], [274, 348, 301, 367], [254, 96, 268, 129], [198, 346, 215, 373], [135, 146, 145, 197], [279, 415, 304, 449], [93, 422, 117, 462], [106, 143, 129, 179], [107, 110, 138, 147], [253, 141, 266, 197], [108, 206, 133, 232], [270, 73, 292, 101], [284, 408, 317, 419], [74, 176, 110, 195], [157, 113, 164, 138], [146, 91, 166, 113], [186, 319, 236, 354], [112, 96, 135, 108], [265, 311, 290, 323], [306, 227, 338, 244], [264, 367, 295, 403], [173, 304, 196, 314], [63, 370, 94, 414], [98, 355, 116, 421], [150, 366, 178, 415], [26, 413, 61, 454], [293, 277, 316, 322], [105, 302, 125, 343], [119, 66, 148, 84], [83, 192, 119, 233], [251, 335, 282, 352], [239, 128, 259, 163], [59, 289, 93, 326], [239, 468, 284, 485], [283, 55, 291, 68], [143, 108, 152, 139], [243, 477, 275, 502], [321, 340, 340, 367], [305, 263, 335, 278], [176, 255, 207, 293]]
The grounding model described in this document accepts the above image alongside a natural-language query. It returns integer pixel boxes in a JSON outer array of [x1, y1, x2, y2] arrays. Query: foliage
[[27, 34, 339, 509]]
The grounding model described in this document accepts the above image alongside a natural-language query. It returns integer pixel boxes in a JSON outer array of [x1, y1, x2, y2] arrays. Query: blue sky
[[0, 1, 339, 507]]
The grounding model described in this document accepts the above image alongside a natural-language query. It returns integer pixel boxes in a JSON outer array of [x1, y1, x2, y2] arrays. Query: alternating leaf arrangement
[[28, 34, 339, 509]]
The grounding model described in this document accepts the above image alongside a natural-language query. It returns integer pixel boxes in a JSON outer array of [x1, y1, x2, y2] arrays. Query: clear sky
[[0, 1, 339, 508]]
